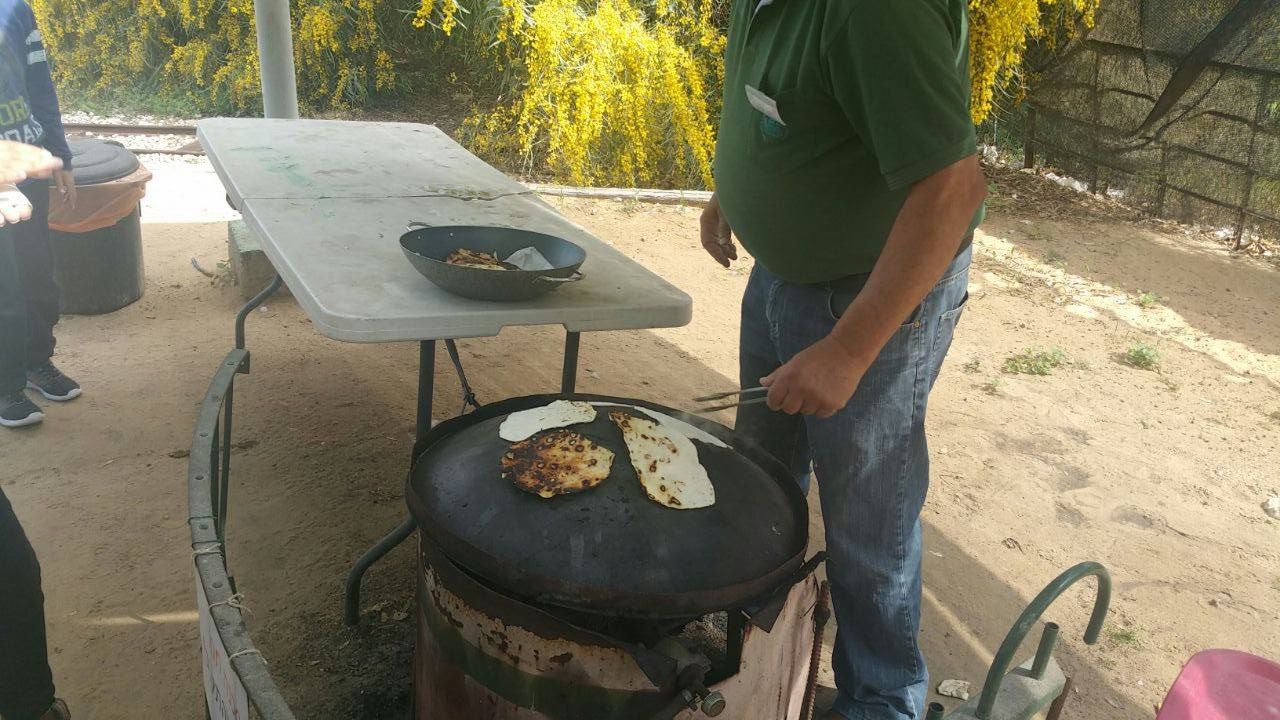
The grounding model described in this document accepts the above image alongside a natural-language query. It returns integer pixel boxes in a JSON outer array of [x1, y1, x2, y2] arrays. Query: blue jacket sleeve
[[21, 3, 71, 169]]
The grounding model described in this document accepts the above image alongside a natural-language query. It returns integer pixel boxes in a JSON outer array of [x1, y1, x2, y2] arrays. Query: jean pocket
[[931, 291, 969, 367], [826, 287, 923, 329]]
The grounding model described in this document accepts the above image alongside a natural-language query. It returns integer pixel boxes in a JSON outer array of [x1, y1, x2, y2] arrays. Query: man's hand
[[0, 141, 61, 184], [53, 168, 76, 208], [0, 184, 34, 226], [761, 335, 867, 418], [700, 192, 738, 267]]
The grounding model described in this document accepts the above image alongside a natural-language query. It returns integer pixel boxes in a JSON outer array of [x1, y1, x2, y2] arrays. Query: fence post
[[1155, 145, 1169, 218], [1089, 51, 1102, 194], [1024, 105, 1037, 170], [1235, 75, 1271, 250]]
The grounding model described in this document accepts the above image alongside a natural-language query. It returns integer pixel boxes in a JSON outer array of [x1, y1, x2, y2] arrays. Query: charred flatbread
[[502, 430, 614, 499], [499, 400, 597, 442], [609, 411, 715, 510]]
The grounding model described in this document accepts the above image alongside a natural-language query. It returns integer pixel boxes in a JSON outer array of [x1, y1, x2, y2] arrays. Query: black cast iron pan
[[400, 223, 586, 301], [405, 393, 809, 620]]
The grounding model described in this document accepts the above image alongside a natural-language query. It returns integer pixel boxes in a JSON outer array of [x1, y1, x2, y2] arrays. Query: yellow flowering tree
[[31, 0, 401, 112], [968, 0, 1100, 123], [464, 0, 723, 188]]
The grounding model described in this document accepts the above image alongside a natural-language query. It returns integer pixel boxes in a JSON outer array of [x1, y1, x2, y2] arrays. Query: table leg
[[344, 339, 436, 626], [343, 515, 417, 627], [561, 331, 581, 393], [234, 274, 283, 363], [416, 339, 436, 442]]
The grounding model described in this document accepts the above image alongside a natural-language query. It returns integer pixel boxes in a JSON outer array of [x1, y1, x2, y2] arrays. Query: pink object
[[1157, 649, 1280, 720]]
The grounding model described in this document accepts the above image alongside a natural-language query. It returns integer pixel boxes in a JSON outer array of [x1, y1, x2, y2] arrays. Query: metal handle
[[535, 271, 584, 284], [974, 561, 1111, 719]]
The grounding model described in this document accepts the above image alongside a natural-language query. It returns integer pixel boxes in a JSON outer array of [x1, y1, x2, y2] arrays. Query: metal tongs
[[692, 386, 769, 413]]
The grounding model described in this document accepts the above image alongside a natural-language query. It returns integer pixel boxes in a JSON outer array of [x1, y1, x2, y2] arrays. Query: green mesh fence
[[1027, 0, 1280, 246]]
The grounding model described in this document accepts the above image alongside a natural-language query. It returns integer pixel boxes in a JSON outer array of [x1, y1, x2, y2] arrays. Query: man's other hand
[[761, 335, 867, 417], [700, 193, 738, 268], [0, 184, 34, 226], [0, 141, 61, 184]]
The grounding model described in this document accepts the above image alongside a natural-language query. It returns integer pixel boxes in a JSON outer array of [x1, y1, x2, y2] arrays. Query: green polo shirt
[[713, 0, 981, 283]]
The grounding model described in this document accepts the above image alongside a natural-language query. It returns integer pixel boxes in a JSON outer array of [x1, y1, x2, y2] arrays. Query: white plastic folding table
[[197, 118, 693, 623]]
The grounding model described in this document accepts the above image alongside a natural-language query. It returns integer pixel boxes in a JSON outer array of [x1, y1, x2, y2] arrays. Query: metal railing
[[188, 274, 298, 718]]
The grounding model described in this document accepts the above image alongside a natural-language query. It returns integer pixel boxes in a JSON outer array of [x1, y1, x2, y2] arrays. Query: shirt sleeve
[[21, 4, 72, 169], [825, 0, 975, 190]]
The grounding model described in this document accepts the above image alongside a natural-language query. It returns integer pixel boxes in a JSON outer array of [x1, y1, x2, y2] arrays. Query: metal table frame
[[231, 274, 583, 625]]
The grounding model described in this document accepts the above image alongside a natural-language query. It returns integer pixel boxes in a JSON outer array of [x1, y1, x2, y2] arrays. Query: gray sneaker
[[26, 361, 81, 402], [0, 390, 43, 427]]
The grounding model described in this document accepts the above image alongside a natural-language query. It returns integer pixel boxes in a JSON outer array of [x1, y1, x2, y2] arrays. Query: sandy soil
[[1, 160, 1277, 720]]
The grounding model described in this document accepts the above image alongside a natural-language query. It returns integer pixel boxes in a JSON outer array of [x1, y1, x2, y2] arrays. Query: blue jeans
[[736, 248, 970, 720]]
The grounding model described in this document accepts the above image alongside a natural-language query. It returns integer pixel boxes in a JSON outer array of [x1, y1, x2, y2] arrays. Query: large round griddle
[[406, 394, 808, 619]]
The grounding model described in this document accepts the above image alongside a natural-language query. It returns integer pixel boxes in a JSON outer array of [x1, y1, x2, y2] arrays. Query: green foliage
[[1107, 627, 1140, 647], [1003, 347, 1067, 375], [963, 358, 983, 374], [1135, 292, 1162, 309], [1122, 342, 1160, 371]]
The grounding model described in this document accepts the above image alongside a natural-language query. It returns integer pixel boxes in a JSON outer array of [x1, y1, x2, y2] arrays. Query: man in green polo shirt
[[700, 1, 986, 718]]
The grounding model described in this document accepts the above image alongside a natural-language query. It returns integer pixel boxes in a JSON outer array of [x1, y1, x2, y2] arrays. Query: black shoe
[[1, 391, 43, 427], [40, 698, 71, 720], [26, 361, 81, 401]]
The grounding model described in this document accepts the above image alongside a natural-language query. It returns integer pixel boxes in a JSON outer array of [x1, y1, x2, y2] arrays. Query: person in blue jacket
[[0, 0, 80, 429]]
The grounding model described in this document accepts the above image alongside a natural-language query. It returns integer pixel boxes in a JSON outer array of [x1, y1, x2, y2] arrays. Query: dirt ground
[[1, 159, 1277, 720]]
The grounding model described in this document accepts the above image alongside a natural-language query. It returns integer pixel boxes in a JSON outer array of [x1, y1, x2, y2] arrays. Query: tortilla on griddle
[[499, 400, 597, 442], [502, 430, 614, 499], [610, 411, 715, 510]]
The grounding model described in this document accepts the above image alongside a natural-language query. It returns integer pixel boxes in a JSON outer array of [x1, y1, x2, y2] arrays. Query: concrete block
[[227, 219, 287, 299]]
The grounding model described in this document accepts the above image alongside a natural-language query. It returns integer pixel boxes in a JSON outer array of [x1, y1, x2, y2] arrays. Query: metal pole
[[1031, 622, 1060, 679], [561, 332, 581, 393], [417, 340, 436, 442], [253, 0, 300, 119]]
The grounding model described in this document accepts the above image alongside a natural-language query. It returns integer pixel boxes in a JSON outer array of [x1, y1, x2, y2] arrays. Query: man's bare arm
[[830, 155, 986, 367], [762, 155, 987, 416]]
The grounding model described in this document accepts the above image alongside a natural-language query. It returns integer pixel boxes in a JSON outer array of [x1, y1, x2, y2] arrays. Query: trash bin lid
[[67, 139, 140, 185]]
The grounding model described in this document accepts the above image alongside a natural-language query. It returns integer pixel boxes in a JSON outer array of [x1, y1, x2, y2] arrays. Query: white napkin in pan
[[504, 246, 555, 271]]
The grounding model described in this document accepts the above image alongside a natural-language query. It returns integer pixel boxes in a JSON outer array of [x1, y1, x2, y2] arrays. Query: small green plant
[[981, 378, 1004, 395], [1046, 250, 1066, 266], [1108, 627, 1140, 647], [1135, 291, 1162, 309], [1003, 348, 1067, 376], [963, 358, 983, 374], [1122, 342, 1160, 371]]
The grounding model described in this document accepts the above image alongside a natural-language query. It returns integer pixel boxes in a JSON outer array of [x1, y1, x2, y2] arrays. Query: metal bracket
[[234, 273, 283, 372]]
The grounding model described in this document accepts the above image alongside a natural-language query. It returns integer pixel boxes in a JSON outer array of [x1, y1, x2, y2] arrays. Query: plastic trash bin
[[47, 139, 153, 315]]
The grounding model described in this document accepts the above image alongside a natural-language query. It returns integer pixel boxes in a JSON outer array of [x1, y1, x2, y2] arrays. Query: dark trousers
[[0, 485, 56, 720], [0, 179, 60, 394]]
